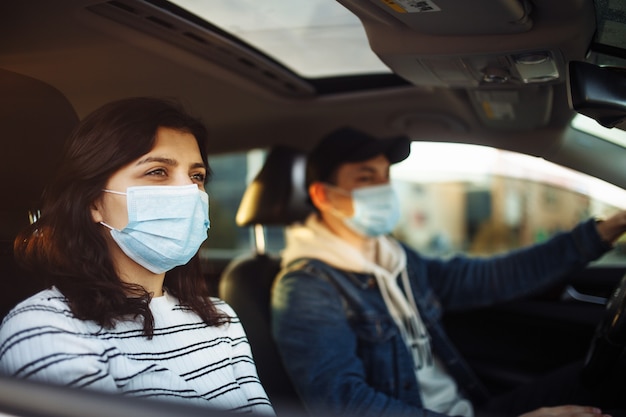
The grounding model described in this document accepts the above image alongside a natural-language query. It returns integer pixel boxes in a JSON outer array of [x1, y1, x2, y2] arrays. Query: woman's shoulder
[[5, 286, 68, 313], [209, 296, 237, 318], [156, 292, 237, 317], [155, 293, 239, 323], [0, 287, 82, 333]]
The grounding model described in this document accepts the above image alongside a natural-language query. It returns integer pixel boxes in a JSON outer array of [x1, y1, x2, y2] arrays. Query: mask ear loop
[[99, 221, 117, 231], [98, 189, 126, 231], [322, 183, 354, 220], [102, 189, 126, 196]]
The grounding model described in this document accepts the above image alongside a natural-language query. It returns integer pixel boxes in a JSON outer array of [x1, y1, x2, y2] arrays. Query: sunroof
[[167, 0, 391, 78]]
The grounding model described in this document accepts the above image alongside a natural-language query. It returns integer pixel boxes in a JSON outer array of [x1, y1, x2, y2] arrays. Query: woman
[[0, 97, 274, 415]]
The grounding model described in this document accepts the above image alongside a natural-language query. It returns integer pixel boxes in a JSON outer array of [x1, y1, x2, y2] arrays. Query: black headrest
[[0, 68, 79, 240], [235, 145, 312, 226]]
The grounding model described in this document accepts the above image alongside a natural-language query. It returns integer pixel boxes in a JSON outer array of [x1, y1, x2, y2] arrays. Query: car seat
[[219, 145, 312, 415], [0, 68, 79, 320]]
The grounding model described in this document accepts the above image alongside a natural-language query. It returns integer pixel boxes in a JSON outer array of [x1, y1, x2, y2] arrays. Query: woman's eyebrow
[[190, 162, 206, 170], [135, 156, 177, 166], [135, 157, 206, 170]]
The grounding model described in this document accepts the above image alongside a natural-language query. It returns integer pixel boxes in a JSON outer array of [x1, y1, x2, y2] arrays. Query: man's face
[[324, 153, 391, 216]]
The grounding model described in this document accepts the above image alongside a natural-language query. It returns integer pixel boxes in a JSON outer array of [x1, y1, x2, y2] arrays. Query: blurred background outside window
[[202, 141, 626, 266]]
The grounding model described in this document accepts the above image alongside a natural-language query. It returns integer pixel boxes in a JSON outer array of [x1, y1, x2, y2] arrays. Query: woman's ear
[[90, 199, 104, 223]]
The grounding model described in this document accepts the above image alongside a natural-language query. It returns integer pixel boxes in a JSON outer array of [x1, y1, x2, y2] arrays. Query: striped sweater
[[0, 287, 274, 415]]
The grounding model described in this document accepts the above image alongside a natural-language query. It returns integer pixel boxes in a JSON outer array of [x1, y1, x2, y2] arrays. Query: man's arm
[[422, 218, 614, 311]]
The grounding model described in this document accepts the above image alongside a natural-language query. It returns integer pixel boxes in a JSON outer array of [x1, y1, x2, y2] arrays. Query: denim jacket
[[271, 219, 611, 417]]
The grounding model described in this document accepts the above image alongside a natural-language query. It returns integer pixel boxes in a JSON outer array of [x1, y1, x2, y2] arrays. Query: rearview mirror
[[568, 60, 626, 128]]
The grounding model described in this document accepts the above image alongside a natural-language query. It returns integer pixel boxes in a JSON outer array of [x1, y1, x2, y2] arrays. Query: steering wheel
[[581, 273, 626, 386]]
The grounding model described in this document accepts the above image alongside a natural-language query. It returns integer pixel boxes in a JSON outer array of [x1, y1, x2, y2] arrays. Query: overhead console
[[338, 0, 596, 131], [366, 0, 533, 35], [337, 0, 595, 89]]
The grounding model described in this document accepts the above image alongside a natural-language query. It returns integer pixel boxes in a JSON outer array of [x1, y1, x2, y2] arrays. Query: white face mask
[[328, 183, 401, 237], [100, 184, 210, 274]]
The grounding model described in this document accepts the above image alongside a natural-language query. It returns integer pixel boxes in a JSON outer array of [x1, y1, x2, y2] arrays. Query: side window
[[391, 142, 626, 265]]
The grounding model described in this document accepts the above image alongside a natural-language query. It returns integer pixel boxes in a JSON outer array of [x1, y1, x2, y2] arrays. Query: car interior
[[2, 0, 626, 415]]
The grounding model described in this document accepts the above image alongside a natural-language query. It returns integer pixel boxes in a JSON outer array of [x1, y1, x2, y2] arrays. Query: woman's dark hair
[[14, 96, 229, 337]]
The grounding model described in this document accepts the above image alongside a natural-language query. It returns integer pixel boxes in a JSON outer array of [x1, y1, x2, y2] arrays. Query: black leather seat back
[[219, 146, 311, 415], [0, 69, 79, 320], [219, 253, 300, 411]]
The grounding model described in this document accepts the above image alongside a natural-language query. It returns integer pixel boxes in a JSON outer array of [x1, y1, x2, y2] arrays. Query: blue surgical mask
[[100, 184, 210, 274], [329, 183, 401, 237]]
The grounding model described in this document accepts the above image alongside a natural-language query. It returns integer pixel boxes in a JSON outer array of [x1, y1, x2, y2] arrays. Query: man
[[271, 127, 626, 417]]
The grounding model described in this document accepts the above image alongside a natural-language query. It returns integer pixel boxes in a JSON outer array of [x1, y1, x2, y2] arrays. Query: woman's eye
[[191, 172, 206, 182], [146, 168, 166, 177]]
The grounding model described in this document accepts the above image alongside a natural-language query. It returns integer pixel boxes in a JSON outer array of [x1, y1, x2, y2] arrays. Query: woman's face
[[90, 126, 206, 230]]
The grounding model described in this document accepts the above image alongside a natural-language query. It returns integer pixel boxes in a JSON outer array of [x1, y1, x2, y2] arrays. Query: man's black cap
[[306, 127, 411, 187]]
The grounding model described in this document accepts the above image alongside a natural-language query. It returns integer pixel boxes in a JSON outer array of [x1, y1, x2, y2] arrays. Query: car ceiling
[[1, 0, 625, 188]]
